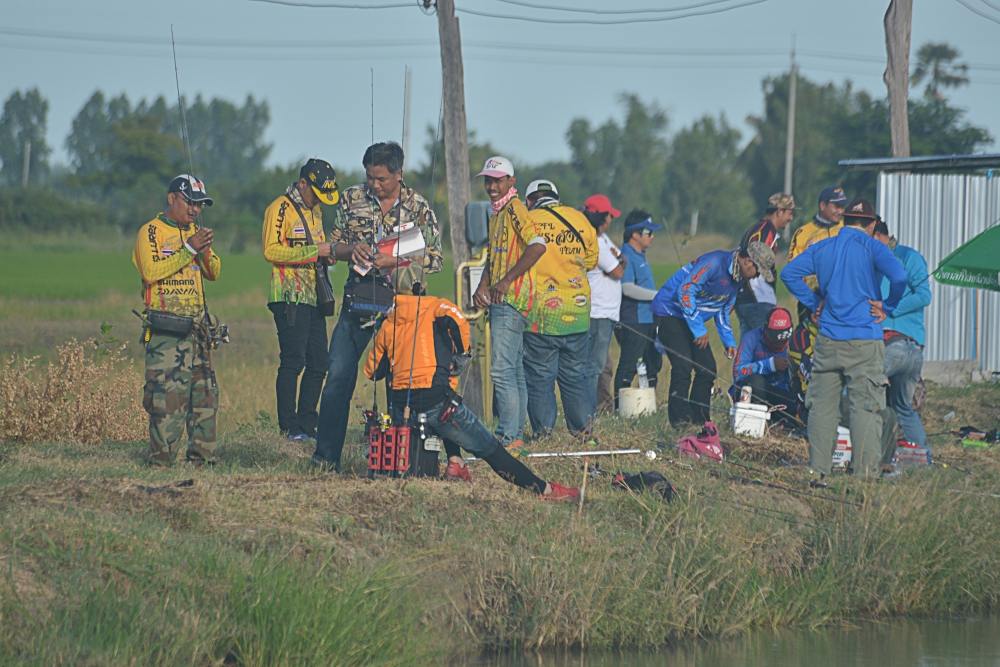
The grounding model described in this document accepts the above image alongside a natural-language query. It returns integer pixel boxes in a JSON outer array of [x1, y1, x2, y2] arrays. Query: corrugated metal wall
[[877, 172, 1000, 370]]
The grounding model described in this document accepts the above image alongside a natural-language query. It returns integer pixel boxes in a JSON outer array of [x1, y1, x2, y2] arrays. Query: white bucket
[[832, 426, 852, 467], [618, 387, 657, 417], [729, 401, 771, 438]]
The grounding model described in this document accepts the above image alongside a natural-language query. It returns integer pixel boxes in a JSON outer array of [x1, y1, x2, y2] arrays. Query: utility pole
[[435, 0, 472, 268], [21, 140, 31, 188], [782, 37, 797, 240], [884, 0, 912, 157]]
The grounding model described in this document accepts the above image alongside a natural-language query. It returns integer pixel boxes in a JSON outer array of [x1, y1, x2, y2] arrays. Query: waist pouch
[[147, 310, 194, 337], [343, 277, 395, 317]]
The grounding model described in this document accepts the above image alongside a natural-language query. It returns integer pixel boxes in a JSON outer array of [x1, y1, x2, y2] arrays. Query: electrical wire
[[491, 0, 738, 15], [953, 0, 1000, 25], [455, 0, 767, 25], [248, 0, 416, 8]]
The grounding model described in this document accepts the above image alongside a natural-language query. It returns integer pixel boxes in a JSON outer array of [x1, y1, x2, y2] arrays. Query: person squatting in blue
[[652, 241, 776, 427], [730, 306, 800, 428]]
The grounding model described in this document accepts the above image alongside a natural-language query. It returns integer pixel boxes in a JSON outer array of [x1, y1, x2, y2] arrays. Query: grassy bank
[[2, 383, 1000, 664]]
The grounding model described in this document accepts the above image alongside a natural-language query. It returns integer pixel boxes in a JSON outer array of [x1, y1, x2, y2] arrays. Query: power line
[[491, 0, 737, 15], [981, 0, 1000, 12], [953, 0, 1000, 25], [247, 0, 415, 7], [455, 0, 768, 25]]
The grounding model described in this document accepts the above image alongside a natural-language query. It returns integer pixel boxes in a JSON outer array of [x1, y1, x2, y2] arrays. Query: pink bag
[[676, 421, 725, 462]]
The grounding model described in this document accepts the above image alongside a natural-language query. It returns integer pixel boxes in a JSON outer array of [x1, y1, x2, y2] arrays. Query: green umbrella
[[933, 225, 1000, 291]]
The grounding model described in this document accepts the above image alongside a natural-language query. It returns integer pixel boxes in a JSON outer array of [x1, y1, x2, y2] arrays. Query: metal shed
[[840, 154, 1000, 379]]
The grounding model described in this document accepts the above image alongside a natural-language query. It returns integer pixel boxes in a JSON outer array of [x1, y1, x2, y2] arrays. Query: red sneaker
[[541, 482, 580, 502], [444, 461, 472, 482]]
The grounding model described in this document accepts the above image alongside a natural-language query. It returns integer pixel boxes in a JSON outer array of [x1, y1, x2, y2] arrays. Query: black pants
[[657, 315, 716, 427], [613, 322, 662, 406], [269, 302, 329, 436]]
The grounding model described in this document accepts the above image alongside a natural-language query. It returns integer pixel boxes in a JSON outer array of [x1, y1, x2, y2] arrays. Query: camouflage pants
[[142, 332, 219, 465]]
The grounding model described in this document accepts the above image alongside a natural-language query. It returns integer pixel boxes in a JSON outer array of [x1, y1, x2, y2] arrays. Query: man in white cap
[[472, 156, 546, 448]]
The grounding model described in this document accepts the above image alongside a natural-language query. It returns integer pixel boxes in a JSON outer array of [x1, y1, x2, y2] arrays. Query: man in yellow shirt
[[262, 158, 339, 440], [133, 174, 221, 465], [787, 186, 847, 321], [522, 179, 599, 436], [471, 156, 545, 447]]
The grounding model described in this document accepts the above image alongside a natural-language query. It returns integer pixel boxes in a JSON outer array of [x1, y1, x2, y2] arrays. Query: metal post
[[21, 140, 31, 188], [783, 38, 797, 240], [401, 65, 412, 165]]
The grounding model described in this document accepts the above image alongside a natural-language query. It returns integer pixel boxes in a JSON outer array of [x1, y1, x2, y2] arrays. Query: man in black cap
[[262, 158, 339, 440], [782, 198, 907, 479]]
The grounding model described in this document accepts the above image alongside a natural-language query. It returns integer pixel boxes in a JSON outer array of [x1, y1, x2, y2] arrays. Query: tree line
[[0, 41, 990, 246]]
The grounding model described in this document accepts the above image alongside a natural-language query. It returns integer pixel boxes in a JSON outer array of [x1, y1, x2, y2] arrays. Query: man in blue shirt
[[873, 218, 932, 465], [653, 241, 775, 427], [731, 306, 799, 427], [614, 210, 663, 408], [781, 199, 908, 478]]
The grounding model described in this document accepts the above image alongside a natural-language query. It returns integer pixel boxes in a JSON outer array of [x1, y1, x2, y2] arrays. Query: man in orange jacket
[[365, 289, 580, 500]]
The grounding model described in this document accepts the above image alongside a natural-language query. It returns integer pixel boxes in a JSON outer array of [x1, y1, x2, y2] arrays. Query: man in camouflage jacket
[[312, 141, 443, 470]]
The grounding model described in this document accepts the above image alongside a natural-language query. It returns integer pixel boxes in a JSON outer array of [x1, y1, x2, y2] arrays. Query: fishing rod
[[464, 448, 658, 464]]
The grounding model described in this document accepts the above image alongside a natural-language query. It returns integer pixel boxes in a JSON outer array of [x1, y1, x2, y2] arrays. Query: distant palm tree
[[911, 42, 969, 100]]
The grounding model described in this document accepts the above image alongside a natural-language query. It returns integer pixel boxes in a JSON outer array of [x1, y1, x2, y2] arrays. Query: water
[[475, 617, 1000, 666]]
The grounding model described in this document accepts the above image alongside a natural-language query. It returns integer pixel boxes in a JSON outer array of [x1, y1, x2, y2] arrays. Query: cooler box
[[832, 426, 852, 467], [729, 401, 771, 438]]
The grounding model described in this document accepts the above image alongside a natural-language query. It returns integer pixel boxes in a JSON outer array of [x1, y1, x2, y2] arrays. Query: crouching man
[[364, 288, 580, 500], [731, 306, 799, 427]]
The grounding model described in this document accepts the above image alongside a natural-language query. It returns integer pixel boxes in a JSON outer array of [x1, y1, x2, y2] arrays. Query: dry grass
[[0, 337, 144, 445]]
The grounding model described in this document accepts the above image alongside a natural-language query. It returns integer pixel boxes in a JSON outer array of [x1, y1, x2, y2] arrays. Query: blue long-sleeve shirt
[[732, 327, 790, 386], [781, 226, 908, 341], [652, 249, 739, 349], [881, 243, 931, 345]]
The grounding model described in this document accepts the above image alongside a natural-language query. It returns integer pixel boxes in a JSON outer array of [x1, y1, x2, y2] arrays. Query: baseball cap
[[818, 186, 848, 206], [168, 174, 214, 207], [764, 306, 793, 348], [745, 240, 776, 283], [767, 193, 797, 210], [300, 158, 340, 206], [623, 216, 664, 234], [583, 193, 621, 218], [525, 179, 559, 199], [843, 198, 878, 221], [476, 155, 514, 178]]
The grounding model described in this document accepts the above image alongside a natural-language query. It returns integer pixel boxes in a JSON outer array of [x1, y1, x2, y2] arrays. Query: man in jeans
[[312, 142, 442, 470], [262, 158, 339, 440], [472, 156, 545, 448], [781, 199, 907, 479], [873, 218, 932, 465], [582, 193, 624, 416], [614, 210, 663, 408], [521, 179, 598, 437]]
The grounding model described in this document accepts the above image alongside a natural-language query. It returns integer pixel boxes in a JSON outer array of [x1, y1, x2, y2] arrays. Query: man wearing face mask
[[731, 306, 799, 427], [133, 174, 221, 466], [312, 142, 443, 471]]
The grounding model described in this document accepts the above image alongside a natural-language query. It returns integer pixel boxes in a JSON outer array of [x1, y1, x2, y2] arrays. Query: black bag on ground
[[287, 196, 336, 317], [146, 310, 194, 337], [612, 471, 675, 502]]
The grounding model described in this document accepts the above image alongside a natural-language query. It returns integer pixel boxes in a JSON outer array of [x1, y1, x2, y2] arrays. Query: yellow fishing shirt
[[487, 195, 540, 313], [262, 194, 326, 305], [787, 216, 843, 293], [133, 214, 221, 318]]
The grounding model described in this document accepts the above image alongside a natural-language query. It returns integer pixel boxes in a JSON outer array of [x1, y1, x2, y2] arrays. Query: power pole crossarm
[[436, 0, 472, 268]]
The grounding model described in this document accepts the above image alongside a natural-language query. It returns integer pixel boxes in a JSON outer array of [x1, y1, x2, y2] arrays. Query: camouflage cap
[[745, 240, 776, 283], [767, 192, 797, 210]]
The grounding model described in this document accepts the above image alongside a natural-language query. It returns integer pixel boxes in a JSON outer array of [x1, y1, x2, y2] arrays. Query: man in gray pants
[[781, 199, 907, 479]]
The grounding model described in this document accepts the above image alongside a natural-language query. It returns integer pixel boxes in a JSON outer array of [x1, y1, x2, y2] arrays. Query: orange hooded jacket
[[364, 295, 470, 409]]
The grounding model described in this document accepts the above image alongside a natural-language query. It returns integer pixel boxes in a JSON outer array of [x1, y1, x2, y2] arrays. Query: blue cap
[[818, 186, 848, 205], [624, 217, 664, 233]]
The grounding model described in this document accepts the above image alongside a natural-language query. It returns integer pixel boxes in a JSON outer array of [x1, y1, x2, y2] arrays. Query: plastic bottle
[[637, 359, 649, 389]]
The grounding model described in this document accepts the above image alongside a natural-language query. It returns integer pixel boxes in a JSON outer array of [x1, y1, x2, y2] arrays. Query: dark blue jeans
[[523, 331, 592, 436], [313, 312, 377, 469], [268, 302, 328, 436]]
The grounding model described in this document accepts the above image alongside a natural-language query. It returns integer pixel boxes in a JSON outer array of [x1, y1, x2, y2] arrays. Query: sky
[[3, 0, 1000, 174]]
